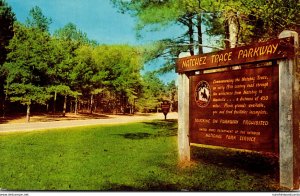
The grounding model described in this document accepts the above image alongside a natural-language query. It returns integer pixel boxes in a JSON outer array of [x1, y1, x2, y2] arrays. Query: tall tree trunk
[[187, 14, 194, 55], [228, 10, 240, 48], [53, 91, 57, 114], [224, 20, 230, 49], [63, 95, 67, 117], [90, 94, 93, 114], [70, 101, 73, 113], [197, 13, 203, 54], [132, 98, 135, 115], [75, 97, 78, 115], [2, 82, 9, 118], [2, 93, 7, 119], [26, 103, 31, 123], [1, 98, 4, 119]]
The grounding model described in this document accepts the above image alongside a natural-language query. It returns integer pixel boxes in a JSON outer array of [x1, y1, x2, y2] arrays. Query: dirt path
[[0, 112, 178, 133]]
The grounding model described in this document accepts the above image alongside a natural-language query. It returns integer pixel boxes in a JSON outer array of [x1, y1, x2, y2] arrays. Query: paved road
[[0, 113, 178, 133]]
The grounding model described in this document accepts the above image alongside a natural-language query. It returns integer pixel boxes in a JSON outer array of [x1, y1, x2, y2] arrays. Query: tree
[[111, 0, 220, 73], [7, 84, 51, 122], [246, 0, 300, 39], [136, 71, 165, 112], [165, 80, 177, 112], [54, 22, 97, 46], [72, 45, 107, 114], [47, 84, 72, 116], [0, 0, 15, 117], [113, 0, 300, 76], [51, 23, 97, 116], [204, 0, 300, 47], [25, 6, 52, 32], [46, 37, 75, 115], [3, 23, 52, 122], [107, 45, 143, 113], [0, 0, 15, 64], [78, 44, 143, 114]]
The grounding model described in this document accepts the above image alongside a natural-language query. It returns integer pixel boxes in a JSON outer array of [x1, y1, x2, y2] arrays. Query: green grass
[[0, 120, 279, 191]]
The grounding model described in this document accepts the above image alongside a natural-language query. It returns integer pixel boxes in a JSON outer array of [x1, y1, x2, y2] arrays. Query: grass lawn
[[0, 120, 279, 191]]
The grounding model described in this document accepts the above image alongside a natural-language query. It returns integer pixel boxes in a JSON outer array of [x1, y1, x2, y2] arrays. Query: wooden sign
[[176, 37, 294, 73], [189, 66, 279, 153], [177, 31, 300, 189], [161, 100, 170, 120]]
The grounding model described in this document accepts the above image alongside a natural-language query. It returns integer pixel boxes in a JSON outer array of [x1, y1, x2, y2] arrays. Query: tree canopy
[[112, 0, 300, 73], [0, 0, 15, 65], [0, 0, 15, 117]]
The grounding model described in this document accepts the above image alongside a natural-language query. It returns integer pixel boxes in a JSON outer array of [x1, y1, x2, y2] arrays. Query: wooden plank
[[176, 37, 294, 73]]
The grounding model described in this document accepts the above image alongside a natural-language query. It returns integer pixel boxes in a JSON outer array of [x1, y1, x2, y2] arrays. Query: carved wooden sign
[[189, 66, 279, 153], [177, 31, 300, 189], [176, 37, 294, 73]]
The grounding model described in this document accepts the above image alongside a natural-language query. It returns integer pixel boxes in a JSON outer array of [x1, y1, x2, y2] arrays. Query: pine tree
[[25, 6, 52, 32], [3, 23, 52, 122], [0, 0, 15, 117]]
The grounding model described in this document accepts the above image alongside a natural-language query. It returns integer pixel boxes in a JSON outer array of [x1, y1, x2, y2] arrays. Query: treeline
[[0, 2, 177, 122]]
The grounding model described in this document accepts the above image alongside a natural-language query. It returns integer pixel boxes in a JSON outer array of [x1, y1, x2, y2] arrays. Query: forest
[[0, 2, 178, 122], [0, 0, 299, 122]]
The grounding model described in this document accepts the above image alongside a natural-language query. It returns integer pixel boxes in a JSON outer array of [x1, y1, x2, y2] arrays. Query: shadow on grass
[[114, 119, 178, 140], [68, 112, 110, 120], [0, 113, 25, 124], [191, 146, 279, 178], [0, 112, 110, 124], [142, 119, 177, 129], [107, 119, 279, 191], [136, 149, 279, 191], [121, 132, 152, 139], [102, 179, 179, 191], [113, 113, 154, 117]]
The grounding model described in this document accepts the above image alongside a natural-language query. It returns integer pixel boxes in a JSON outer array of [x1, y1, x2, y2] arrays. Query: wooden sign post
[[177, 31, 299, 189], [161, 100, 170, 120], [178, 52, 191, 164], [278, 31, 300, 189]]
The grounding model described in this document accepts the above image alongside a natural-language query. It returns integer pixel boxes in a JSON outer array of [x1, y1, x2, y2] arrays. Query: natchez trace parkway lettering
[[182, 44, 277, 67], [176, 37, 294, 73]]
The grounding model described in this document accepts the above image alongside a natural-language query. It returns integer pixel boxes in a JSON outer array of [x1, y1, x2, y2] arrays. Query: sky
[[5, 0, 189, 83]]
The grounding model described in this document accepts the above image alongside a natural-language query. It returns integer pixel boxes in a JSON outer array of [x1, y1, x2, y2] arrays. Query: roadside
[[0, 112, 178, 133]]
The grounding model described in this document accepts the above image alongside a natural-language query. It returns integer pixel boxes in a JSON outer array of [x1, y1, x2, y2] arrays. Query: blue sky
[[7, 0, 136, 44], [6, 0, 185, 45], [5, 0, 190, 83]]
